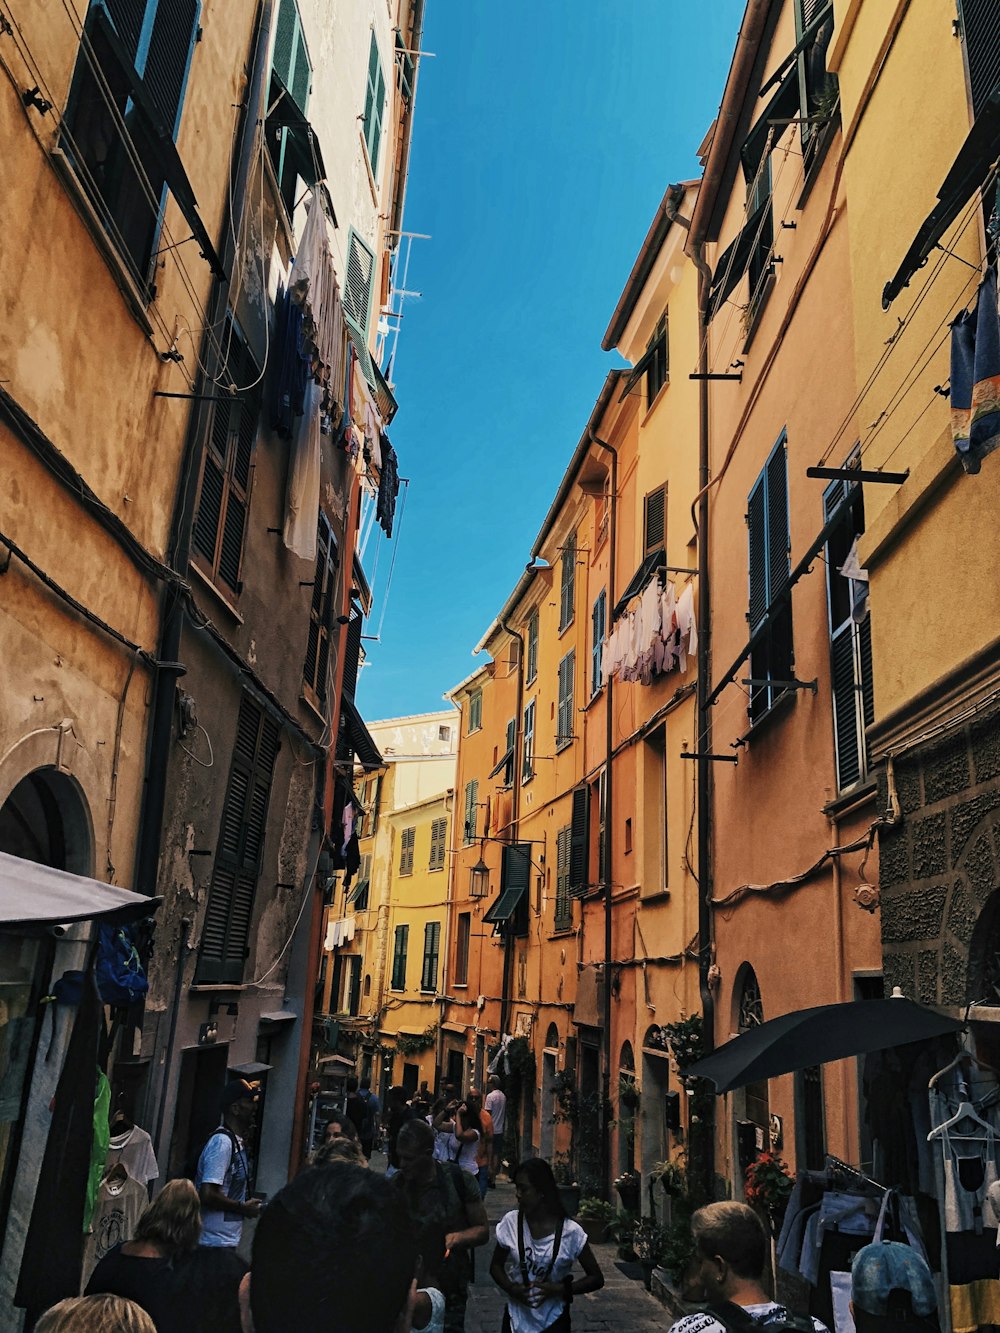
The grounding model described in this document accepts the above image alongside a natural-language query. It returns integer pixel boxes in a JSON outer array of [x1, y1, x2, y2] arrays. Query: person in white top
[[491, 1158, 604, 1333], [485, 1077, 507, 1184], [449, 1100, 481, 1174], [667, 1202, 829, 1333]]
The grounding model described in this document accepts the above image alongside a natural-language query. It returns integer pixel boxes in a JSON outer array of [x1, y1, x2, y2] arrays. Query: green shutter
[[273, 0, 311, 114], [363, 32, 386, 171], [343, 229, 376, 339], [568, 787, 589, 895]]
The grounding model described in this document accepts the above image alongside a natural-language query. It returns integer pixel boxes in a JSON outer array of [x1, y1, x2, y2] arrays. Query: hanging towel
[[283, 380, 323, 560], [377, 440, 400, 537], [950, 265, 1000, 474]]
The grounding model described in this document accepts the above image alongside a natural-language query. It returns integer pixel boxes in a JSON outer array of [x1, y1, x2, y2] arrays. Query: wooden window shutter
[[197, 696, 281, 983], [142, 0, 200, 135], [348, 957, 361, 1016], [304, 513, 338, 701], [555, 826, 571, 927], [644, 487, 666, 552], [957, 0, 1000, 117], [363, 32, 386, 171], [568, 786, 589, 895], [344, 230, 376, 339], [273, 0, 311, 114], [340, 612, 363, 700], [392, 924, 408, 989], [830, 625, 861, 789], [766, 443, 790, 596], [504, 717, 516, 785], [747, 480, 767, 633]]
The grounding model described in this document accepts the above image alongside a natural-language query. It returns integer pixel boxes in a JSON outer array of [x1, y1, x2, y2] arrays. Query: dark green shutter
[[142, 0, 199, 133], [344, 230, 376, 338], [959, 0, 1000, 116], [349, 957, 361, 1016], [766, 443, 790, 595], [644, 488, 665, 551], [197, 696, 281, 983], [568, 787, 589, 895], [273, 0, 311, 114]]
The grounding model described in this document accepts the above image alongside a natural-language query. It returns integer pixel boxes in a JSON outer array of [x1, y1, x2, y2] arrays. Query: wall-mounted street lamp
[[469, 857, 490, 899]]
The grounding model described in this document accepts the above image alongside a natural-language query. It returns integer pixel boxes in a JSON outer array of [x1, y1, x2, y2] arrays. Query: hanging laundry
[[377, 440, 400, 538], [105, 1123, 158, 1186], [283, 380, 323, 560], [950, 264, 1000, 474], [288, 194, 345, 416], [838, 538, 870, 624], [271, 286, 311, 439]]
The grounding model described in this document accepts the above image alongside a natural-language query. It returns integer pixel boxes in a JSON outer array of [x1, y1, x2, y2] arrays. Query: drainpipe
[[587, 428, 617, 1197], [496, 614, 525, 1045], [134, 0, 275, 901], [676, 187, 717, 1200]]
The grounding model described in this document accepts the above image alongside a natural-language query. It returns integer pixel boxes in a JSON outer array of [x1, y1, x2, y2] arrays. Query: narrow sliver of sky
[[358, 1, 746, 721]]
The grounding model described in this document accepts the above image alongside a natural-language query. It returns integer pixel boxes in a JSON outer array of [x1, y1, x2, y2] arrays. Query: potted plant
[[744, 1151, 794, 1231], [651, 1158, 686, 1198], [613, 1168, 641, 1213], [552, 1152, 580, 1216], [576, 1196, 615, 1245], [632, 1217, 667, 1290], [618, 1075, 640, 1112]]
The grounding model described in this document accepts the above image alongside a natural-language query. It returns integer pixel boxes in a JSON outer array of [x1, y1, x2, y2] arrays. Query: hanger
[[928, 1048, 1000, 1089], [927, 1099, 994, 1141], [102, 1161, 130, 1187]]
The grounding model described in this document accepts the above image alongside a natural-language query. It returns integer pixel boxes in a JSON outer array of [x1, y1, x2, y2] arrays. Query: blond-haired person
[[36, 1294, 155, 1333]]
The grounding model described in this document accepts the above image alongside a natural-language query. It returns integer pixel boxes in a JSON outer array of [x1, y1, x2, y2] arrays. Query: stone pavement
[[464, 1179, 670, 1333]]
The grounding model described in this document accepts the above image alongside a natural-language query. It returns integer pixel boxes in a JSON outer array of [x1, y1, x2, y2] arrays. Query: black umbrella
[[683, 998, 962, 1095]]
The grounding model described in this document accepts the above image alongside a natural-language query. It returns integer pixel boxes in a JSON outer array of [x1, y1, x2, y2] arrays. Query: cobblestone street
[[464, 1180, 669, 1333]]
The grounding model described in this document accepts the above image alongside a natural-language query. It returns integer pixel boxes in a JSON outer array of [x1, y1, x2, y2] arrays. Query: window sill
[[453, 982, 468, 989], [428, 866, 443, 873], [551, 922, 574, 937], [738, 684, 796, 744], [639, 887, 671, 904], [642, 378, 670, 425], [300, 687, 327, 725], [49, 148, 157, 338], [822, 775, 877, 818], [741, 271, 777, 354], [189, 559, 245, 622], [554, 740, 574, 754], [584, 687, 604, 711], [521, 773, 534, 786], [525, 672, 538, 689], [557, 617, 575, 639]]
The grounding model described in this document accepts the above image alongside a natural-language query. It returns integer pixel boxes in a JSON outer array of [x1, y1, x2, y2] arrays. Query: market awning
[[0, 851, 160, 928], [318, 1052, 355, 1066], [882, 88, 1000, 308], [684, 998, 962, 1095], [259, 1010, 297, 1026], [613, 547, 665, 619], [340, 695, 383, 771]]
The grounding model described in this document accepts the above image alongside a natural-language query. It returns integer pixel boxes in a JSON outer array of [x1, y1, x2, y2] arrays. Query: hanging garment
[[81, 1166, 149, 1287], [676, 585, 697, 673], [950, 264, 1000, 474], [288, 194, 345, 415], [105, 1123, 158, 1187], [283, 380, 323, 560], [377, 440, 400, 538], [271, 286, 311, 439]]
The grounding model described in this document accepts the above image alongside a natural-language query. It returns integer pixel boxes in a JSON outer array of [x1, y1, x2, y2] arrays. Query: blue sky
[[358, 1, 746, 721]]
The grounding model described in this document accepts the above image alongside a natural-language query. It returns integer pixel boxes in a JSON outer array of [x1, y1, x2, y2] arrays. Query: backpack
[[95, 924, 148, 1007], [708, 1302, 816, 1333], [187, 1124, 241, 1189]]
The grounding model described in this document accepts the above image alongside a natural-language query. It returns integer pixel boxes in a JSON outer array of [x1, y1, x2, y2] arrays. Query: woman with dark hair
[[490, 1158, 604, 1333], [450, 1097, 482, 1176], [385, 1085, 415, 1173], [325, 1113, 361, 1144]]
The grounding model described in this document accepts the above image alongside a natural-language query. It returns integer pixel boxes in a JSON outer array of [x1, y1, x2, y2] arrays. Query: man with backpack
[[195, 1079, 262, 1247], [345, 1075, 381, 1159], [392, 1118, 488, 1333], [669, 1203, 828, 1333]]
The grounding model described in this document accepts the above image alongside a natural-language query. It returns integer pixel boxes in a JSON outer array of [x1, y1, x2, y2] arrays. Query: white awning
[[0, 850, 159, 927]]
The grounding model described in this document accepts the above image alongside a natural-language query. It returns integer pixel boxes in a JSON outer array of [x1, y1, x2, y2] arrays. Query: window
[[568, 787, 589, 896], [644, 486, 666, 553], [421, 921, 441, 992], [794, 0, 837, 161], [348, 853, 371, 911], [959, 0, 1000, 117], [595, 770, 608, 887], [192, 322, 261, 596], [556, 652, 575, 750], [399, 826, 415, 875], [332, 954, 361, 1016], [391, 924, 408, 990], [555, 826, 572, 930], [438, 724, 451, 742], [196, 696, 281, 983], [746, 155, 775, 322], [591, 591, 607, 696], [594, 485, 610, 548], [362, 31, 386, 173], [463, 780, 479, 844], [645, 315, 669, 404], [824, 473, 873, 790], [343, 229, 376, 344], [526, 610, 539, 684], [747, 435, 792, 723], [522, 701, 536, 783], [429, 817, 447, 871], [467, 689, 483, 734], [455, 913, 471, 986], [559, 533, 576, 631], [303, 513, 338, 703], [62, 0, 205, 288], [265, 0, 315, 218], [503, 718, 517, 786]]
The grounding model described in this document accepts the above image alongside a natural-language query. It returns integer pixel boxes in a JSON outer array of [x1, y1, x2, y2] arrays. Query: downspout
[[676, 188, 718, 1199], [587, 428, 617, 1196], [497, 613, 525, 1045], [134, 0, 275, 900]]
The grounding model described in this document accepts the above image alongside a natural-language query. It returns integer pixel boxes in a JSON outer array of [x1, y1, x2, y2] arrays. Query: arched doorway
[[617, 1040, 637, 1177], [540, 1023, 559, 1162], [641, 1025, 671, 1215], [0, 767, 94, 1258], [732, 964, 768, 1191]]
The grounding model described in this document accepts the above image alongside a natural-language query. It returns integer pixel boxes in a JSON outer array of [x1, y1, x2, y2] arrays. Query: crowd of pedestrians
[[32, 1074, 943, 1333]]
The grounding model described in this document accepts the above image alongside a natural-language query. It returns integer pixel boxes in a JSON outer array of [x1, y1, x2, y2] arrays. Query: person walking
[[392, 1119, 489, 1333], [194, 1079, 261, 1248], [35, 1295, 156, 1333], [490, 1158, 604, 1333], [449, 1097, 482, 1178], [485, 1076, 507, 1185], [430, 1098, 456, 1163], [468, 1089, 493, 1200]]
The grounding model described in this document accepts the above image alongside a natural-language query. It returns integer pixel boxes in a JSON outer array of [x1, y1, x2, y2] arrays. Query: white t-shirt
[[670, 1304, 830, 1333], [486, 1089, 507, 1135], [415, 1287, 446, 1333], [496, 1210, 587, 1333], [195, 1127, 249, 1247], [450, 1128, 479, 1173]]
